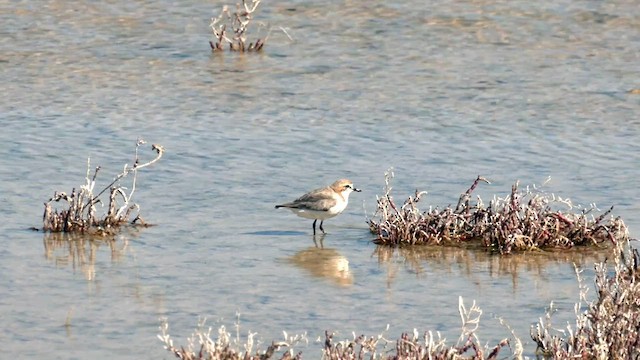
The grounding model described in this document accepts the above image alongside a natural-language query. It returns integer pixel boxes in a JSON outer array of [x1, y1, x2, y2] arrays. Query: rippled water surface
[[1, 0, 640, 358]]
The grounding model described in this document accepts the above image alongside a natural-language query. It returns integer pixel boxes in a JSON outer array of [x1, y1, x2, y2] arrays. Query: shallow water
[[1, 0, 640, 358]]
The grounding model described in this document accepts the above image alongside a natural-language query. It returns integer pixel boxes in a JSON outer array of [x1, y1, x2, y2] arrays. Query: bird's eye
[[345, 184, 352, 189]]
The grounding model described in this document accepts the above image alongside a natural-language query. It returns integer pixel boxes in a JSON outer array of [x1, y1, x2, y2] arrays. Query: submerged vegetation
[[158, 239, 638, 359], [42, 139, 163, 235], [368, 170, 629, 253]]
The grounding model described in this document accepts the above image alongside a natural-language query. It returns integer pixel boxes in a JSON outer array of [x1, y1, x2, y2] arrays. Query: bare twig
[[42, 139, 163, 234]]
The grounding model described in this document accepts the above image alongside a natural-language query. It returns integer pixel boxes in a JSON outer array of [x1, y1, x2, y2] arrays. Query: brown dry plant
[[368, 169, 628, 254], [42, 138, 163, 235], [531, 239, 640, 359]]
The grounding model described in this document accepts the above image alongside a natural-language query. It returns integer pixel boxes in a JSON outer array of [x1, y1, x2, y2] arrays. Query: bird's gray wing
[[280, 187, 337, 211]]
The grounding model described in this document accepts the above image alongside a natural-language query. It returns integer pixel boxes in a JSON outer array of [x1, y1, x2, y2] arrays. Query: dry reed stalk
[[42, 139, 163, 235], [368, 170, 628, 254]]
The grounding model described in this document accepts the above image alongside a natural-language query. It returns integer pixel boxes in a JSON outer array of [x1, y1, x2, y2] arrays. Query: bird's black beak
[[353, 187, 362, 192]]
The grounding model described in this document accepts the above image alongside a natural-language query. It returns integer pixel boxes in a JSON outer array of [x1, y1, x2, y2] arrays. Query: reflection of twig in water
[[43, 232, 132, 281], [373, 245, 607, 289], [65, 307, 73, 337]]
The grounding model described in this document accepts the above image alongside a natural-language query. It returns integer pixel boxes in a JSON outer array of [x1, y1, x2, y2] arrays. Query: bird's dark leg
[[319, 220, 325, 233], [312, 219, 317, 235]]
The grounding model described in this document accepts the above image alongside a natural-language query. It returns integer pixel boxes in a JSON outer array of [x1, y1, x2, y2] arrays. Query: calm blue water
[[1, 0, 639, 358]]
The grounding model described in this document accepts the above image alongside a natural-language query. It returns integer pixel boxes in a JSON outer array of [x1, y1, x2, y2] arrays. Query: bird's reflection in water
[[287, 234, 353, 287]]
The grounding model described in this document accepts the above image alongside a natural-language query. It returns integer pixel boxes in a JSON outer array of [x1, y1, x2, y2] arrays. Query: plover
[[275, 179, 361, 234]]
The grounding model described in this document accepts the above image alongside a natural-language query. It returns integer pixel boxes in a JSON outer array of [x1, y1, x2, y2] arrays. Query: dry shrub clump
[[209, 0, 267, 52], [322, 330, 510, 360], [368, 170, 628, 254], [159, 299, 520, 360], [322, 298, 516, 360], [158, 316, 308, 360], [531, 239, 640, 359], [42, 139, 163, 235]]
